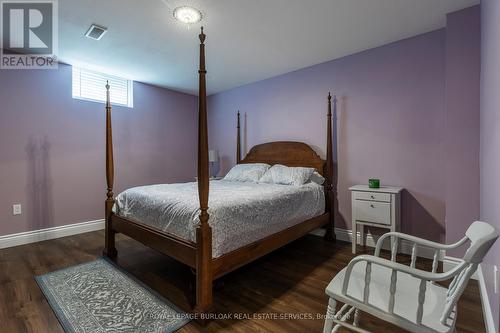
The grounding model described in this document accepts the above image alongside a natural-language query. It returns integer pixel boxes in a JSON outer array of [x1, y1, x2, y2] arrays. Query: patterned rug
[[36, 258, 190, 333]]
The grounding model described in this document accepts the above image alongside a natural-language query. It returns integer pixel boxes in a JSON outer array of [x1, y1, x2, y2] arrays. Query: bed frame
[[103, 27, 338, 317]]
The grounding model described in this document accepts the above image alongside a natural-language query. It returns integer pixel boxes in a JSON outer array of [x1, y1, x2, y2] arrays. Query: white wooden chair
[[323, 221, 499, 333]]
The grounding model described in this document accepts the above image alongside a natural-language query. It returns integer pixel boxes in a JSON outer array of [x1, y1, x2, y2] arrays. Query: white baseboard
[[0, 219, 105, 249], [477, 264, 496, 333], [311, 227, 445, 261]]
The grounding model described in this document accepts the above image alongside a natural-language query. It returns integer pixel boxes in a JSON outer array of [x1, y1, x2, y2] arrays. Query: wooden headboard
[[240, 141, 326, 175], [233, 94, 336, 240]]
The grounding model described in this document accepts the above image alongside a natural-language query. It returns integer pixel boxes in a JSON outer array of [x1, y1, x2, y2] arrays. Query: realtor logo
[[1, 0, 58, 69]]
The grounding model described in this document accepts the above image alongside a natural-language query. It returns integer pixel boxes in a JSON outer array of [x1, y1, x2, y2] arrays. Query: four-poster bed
[[103, 27, 338, 316]]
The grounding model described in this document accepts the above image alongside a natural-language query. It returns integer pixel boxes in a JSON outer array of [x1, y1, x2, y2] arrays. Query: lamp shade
[[208, 150, 219, 162]]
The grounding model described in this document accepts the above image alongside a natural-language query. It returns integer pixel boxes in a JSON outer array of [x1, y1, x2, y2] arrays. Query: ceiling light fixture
[[173, 6, 202, 25]]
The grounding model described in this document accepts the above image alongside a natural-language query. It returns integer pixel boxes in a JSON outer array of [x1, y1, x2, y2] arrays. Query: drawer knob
[[370, 204, 375, 208], [370, 195, 375, 199]]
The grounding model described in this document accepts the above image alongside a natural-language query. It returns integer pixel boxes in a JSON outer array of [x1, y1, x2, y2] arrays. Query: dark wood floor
[[0, 231, 484, 333]]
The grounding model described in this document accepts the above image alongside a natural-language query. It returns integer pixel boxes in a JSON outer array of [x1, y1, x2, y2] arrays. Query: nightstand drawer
[[353, 191, 391, 203], [353, 200, 391, 225]]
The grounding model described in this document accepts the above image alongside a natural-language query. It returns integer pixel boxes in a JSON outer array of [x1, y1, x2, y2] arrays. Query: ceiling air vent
[[85, 24, 107, 40]]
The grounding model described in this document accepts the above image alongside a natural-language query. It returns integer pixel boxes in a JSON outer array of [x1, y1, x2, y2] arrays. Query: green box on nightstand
[[368, 179, 380, 188]]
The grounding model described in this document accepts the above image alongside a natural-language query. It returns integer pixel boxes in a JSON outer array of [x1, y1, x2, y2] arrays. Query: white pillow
[[259, 164, 316, 186], [223, 163, 270, 182], [310, 171, 326, 185]]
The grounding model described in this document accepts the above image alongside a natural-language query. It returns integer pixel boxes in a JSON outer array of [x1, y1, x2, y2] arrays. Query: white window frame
[[72, 67, 134, 108]]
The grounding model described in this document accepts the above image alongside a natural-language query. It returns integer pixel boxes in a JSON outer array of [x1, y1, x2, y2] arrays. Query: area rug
[[35, 258, 190, 333]]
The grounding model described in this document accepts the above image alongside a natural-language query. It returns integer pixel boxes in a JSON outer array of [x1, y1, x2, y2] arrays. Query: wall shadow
[[400, 190, 445, 242], [335, 95, 349, 229], [26, 135, 54, 238]]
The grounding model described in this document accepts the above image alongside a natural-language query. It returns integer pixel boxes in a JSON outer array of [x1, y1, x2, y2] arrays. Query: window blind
[[72, 67, 133, 107]]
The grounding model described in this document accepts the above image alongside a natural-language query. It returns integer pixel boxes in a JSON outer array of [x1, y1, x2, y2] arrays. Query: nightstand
[[349, 185, 403, 254]]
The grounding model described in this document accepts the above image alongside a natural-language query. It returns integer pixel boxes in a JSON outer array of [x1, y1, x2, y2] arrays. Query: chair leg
[[332, 305, 356, 333], [323, 298, 337, 333], [353, 308, 361, 326]]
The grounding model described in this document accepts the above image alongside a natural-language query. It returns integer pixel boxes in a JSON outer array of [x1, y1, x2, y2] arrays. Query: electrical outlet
[[12, 204, 22, 215], [495, 265, 498, 294]]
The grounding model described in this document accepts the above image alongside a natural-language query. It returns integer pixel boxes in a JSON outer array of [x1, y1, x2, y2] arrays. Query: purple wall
[[208, 6, 481, 246], [208, 30, 448, 241], [444, 7, 481, 256], [480, 0, 500, 330], [0, 63, 198, 236]]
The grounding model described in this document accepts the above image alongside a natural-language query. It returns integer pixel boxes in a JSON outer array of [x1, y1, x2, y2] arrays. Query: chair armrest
[[341, 255, 466, 295], [374, 232, 468, 257]]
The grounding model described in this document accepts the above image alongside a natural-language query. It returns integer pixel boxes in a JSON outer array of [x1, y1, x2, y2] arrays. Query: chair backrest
[[463, 221, 499, 263], [441, 221, 499, 324]]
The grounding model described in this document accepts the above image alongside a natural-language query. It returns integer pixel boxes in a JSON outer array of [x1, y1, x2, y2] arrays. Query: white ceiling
[[59, 0, 479, 95]]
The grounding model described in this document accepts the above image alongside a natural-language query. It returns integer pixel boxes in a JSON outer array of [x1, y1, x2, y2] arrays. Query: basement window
[[72, 67, 133, 108]]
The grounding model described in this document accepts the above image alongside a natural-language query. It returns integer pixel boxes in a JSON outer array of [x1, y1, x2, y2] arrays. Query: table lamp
[[209, 150, 219, 178]]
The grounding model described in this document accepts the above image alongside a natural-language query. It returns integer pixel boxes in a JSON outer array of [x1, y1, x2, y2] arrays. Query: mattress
[[114, 180, 325, 258]]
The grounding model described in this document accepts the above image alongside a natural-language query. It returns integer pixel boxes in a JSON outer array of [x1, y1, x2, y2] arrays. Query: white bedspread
[[114, 180, 325, 258]]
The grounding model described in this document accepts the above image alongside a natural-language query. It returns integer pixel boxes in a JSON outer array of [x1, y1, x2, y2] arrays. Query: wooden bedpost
[[236, 111, 241, 164], [324, 93, 337, 242], [103, 81, 117, 258], [195, 27, 214, 318]]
